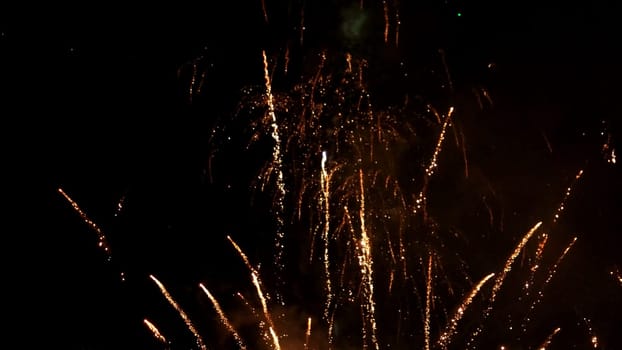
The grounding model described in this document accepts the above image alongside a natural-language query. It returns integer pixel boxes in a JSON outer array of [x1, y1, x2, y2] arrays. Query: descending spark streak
[[522, 237, 577, 331], [467, 221, 542, 349], [489, 222, 542, 308], [320, 151, 333, 318], [252, 272, 281, 350], [436, 273, 495, 349], [199, 283, 247, 350], [537, 327, 561, 350], [525, 233, 549, 295], [149, 275, 207, 350], [236, 292, 259, 316], [143, 318, 169, 346], [227, 236, 256, 274], [229, 235, 281, 350], [424, 255, 433, 350], [383, 0, 389, 44], [553, 169, 584, 223], [357, 169, 379, 350], [304, 317, 312, 350], [414, 107, 453, 216], [262, 50, 287, 303], [58, 188, 112, 262]]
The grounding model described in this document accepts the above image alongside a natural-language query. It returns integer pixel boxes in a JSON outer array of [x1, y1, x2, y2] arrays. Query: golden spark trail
[[252, 272, 281, 350], [262, 50, 287, 302], [522, 237, 577, 332], [199, 283, 247, 350], [467, 221, 542, 349], [489, 221, 542, 309], [424, 255, 433, 350], [304, 317, 312, 350], [414, 107, 453, 216], [149, 275, 206, 350], [383, 0, 389, 44], [236, 292, 259, 316], [58, 188, 112, 262], [525, 233, 549, 295], [357, 170, 379, 350], [436, 273, 495, 349], [553, 169, 583, 223], [537, 327, 561, 350], [227, 235, 257, 274], [229, 235, 281, 350], [143, 318, 169, 346], [320, 150, 333, 319]]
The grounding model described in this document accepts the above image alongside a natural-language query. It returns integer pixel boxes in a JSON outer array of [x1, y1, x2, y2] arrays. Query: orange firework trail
[[436, 272, 495, 349], [149, 275, 206, 350], [262, 50, 287, 303], [521, 237, 577, 333], [537, 327, 561, 350], [304, 317, 312, 350], [414, 106, 454, 218], [228, 235, 281, 350], [357, 169, 379, 350], [424, 254, 433, 350], [58, 187, 112, 261], [553, 169, 584, 223], [143, 318, 169, 347], [467, 221, 542, 348], [320, 150, 333, 319], [199, 283, 247, 350]]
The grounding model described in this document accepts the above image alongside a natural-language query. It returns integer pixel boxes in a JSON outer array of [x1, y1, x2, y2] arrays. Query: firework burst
[[56, 1, 620, 349]]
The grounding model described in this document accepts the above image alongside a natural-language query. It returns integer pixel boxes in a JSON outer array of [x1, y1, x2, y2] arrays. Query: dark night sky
[[4, 1, 621, 349]]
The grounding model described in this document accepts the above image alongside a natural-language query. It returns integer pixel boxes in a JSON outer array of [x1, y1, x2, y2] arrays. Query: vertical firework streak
[[262, 50, 287, 305], [304, 317, 312, 350], [320, 150, 333, 319], [424, 254, 433, 350], [357, 169, 379, 350], [149, 275, 207, 350]]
